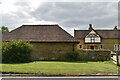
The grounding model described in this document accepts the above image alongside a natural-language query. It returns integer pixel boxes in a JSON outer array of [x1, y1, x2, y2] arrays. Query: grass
[[0, 61, 119, 75]]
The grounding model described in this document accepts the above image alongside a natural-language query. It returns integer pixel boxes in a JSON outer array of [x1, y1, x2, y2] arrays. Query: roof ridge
[[9, 24, 59, 33], [22, 24, 58, 26]]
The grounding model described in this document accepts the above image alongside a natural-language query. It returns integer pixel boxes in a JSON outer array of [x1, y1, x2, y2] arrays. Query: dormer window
[[85, 30, 101, 43]]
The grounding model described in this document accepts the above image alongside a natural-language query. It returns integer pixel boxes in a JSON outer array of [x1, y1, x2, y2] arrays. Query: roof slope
[[3, 24, 77, 42], [74, 30, 120, 39]]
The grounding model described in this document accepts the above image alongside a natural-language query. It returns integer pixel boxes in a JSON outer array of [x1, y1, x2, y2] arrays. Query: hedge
[[2, 40, 32, 63], [76, 50, 111, 61], [65, 51, 79, 61], [64, 50, 111, 61]]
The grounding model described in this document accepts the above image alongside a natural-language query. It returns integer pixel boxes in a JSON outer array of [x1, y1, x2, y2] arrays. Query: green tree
[[1, 26, 9, 33]]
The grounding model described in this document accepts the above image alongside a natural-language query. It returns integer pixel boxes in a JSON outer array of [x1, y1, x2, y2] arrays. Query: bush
[[77, 50, 111, 61], [65, 51, 79, 61], [65, 50, 111, 61], [2, 40, 32, 63]]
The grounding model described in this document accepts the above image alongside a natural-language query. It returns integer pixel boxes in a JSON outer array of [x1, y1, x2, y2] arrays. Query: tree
[[1, 26, 9, 33]]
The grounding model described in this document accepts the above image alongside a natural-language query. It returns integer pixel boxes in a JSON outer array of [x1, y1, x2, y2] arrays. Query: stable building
[[3, 24, 79, 60]]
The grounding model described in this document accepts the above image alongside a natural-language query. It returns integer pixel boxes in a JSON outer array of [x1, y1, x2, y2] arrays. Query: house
[[74, 24, 120, 52], [3, 24, 79, 60]]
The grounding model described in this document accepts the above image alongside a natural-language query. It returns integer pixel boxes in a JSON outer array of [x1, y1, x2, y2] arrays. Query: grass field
[[0, 61, 119, 75]]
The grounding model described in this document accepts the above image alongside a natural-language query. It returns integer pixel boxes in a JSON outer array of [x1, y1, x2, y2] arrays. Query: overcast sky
[[0, 0, 119, 35]]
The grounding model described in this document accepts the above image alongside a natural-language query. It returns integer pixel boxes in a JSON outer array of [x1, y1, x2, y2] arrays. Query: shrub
[[2, 40, 32, 63], [77, 50, 111, 61], [65, 51, 79, 61]]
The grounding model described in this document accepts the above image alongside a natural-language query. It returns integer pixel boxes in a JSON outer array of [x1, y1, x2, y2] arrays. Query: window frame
[[85, 33, 101, 43], [114, 44, 120, 51]]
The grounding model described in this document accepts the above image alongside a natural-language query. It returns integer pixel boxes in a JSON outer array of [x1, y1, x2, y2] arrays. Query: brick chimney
[[88, 24, 93, 30], [113, 25, 117, 30]]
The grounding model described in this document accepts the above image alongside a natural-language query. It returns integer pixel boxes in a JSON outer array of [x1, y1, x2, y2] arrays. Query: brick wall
[[30, 42, 76, 60]]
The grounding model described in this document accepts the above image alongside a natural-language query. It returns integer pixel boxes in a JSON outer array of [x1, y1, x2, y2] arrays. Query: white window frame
[[114, 44, 120, 51], [85, 31, 101, 43], [95, 37, 101, 43], [85, 38, 91, 43]]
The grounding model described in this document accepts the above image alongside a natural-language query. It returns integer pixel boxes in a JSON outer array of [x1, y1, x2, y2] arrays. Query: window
[[80, 45, 83, 49], [85, 30, 101, 43], [91, 37, 95, 43], [100, 44, 104, 49], [114, 44, 120, 51], [85, 38, 91, 43]]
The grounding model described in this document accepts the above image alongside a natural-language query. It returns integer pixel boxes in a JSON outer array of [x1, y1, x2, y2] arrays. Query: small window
[[80, 45, 83, 49], [114, 44, 117, 51], [118, 45, 120, 51], [114, 44, 120, 51], [100, 44, 104, 49]]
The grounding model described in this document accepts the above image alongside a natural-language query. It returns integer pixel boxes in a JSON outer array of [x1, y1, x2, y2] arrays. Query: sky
[[0, 0, 119, 35]]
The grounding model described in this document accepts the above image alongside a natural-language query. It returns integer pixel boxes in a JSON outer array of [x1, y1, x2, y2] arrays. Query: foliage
[[2, 40, 32, 63], [64, 50, 110, 61], [65, 51, 79, 61], [77, 50, 111, 61], [1, 26, 9, 33]]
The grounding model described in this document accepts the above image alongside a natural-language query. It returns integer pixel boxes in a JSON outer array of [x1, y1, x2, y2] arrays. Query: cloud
[[29, 2, 118, 35], [118, 2, 120, 28], [1, 1, 118, 35]]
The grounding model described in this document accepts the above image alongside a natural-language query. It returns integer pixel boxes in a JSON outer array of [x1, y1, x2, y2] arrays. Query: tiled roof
[[74, 29, 120, 39], [3, 24, 78, 43]]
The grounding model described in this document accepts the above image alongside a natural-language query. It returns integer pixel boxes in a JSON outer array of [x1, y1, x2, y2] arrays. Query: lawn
[[0, 61, 119, 75]]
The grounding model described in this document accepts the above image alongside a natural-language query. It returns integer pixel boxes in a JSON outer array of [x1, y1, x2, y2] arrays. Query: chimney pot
[[114, 26, 117, 30], [88, 24, 93, 30], [89, 24, 92, 27]]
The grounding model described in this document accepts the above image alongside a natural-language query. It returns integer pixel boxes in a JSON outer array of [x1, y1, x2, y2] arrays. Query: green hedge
[[65, 51, 79, 61], [64, 50, 111, 61], [2, 40, 32, 63], [77, 50, 111, 61]]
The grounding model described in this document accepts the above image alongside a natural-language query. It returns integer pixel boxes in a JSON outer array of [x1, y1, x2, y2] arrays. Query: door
[[90, 46, 94, 50]]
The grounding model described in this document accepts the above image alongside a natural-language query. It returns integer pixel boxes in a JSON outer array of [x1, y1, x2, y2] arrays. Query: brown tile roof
[[3, 24, 78, 43], [74, 29, 120, 39]]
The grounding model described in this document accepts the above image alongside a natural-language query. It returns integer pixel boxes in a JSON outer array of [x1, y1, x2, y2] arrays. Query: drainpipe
[[116, 52, 120, 66]]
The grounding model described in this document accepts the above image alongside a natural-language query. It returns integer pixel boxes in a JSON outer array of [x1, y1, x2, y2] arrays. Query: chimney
[[88, 24, 93, 30], [113, 26, 117, 30]]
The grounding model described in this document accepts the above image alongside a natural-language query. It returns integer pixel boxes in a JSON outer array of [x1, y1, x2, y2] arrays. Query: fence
[[111, 52, 120, 66]]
